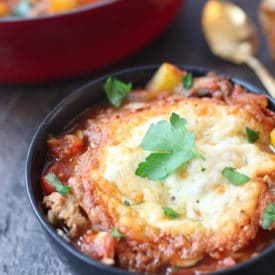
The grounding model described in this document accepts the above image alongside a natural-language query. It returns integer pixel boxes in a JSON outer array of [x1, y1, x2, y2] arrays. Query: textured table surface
[[0, 1, 274, 274]]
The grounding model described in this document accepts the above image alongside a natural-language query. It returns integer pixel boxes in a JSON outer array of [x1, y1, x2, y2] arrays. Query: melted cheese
[[100, 100, 275, 236], [70, 96, 275, 269]]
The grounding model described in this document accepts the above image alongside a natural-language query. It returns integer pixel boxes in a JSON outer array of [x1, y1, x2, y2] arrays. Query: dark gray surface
[[0, 1, 274, 274]]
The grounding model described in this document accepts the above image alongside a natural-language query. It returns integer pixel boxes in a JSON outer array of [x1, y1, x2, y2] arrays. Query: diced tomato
[[41, 162, 71, 195], [47, 132, 84, 162], [80, 231, 115, 263]]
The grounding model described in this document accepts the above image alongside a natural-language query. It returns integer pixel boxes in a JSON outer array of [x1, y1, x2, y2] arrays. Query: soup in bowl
[[26, 64, 275, 275]]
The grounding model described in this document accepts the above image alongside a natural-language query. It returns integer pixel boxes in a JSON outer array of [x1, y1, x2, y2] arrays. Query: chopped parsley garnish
[[135, 113, 204, 181], [162, 207, 180, 219], [201, 167, 206, 172], [246, 127, 260, 143], [111, 228, 123, 239], [103, 77, 132, 108], [183, 72, 193, 89], [45, 173, 71, 195], [123, 200, 144, 206], [171, 267, 179, 273], [12, 0, 31, 17], [262, 203, 275, 229], [221, 167, 250, 186], [123, 200, 131, 206]]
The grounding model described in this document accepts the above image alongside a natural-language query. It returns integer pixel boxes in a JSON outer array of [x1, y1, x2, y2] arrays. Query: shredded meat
[[43, 192, 90, 238], [184, 73, 275, 129]]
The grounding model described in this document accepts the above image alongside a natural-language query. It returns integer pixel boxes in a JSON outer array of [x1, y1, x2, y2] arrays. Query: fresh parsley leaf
[[171, 267, 179, 273], [45, 172, 71, 195], [262, 203, 275, 229], [103, 77, 132, 108], [135, 113, 204, 180], [123, 200, 131, 206], [111, 228, 123, 239], [12, 0, 31, 17], [183, 73, 193, 89], [162, 206, 180, 219], [246, 127, 260, 143], [123, 200, 144, 206], [201, 167, 206, 172], [221, 167, 250, 186]]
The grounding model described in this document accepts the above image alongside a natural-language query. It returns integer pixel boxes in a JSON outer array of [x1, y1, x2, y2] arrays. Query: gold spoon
[[202, 0, 275, 98]]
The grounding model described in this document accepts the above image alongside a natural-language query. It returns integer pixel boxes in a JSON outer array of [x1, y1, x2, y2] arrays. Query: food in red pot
[[0, 0, 183, 83], [0, 0, 103, 17]]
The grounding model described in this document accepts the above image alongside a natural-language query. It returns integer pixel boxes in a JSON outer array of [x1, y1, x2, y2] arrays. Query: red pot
[[0, 0, 183, 83]]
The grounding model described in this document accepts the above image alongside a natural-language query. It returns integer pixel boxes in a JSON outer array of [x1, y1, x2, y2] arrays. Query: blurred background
[[0, 0, 274, 274]]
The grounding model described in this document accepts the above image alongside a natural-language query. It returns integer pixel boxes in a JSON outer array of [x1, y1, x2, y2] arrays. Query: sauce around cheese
[[41, 63, 275, 274]]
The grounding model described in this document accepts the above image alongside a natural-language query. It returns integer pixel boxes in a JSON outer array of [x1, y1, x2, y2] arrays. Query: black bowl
[[25, 65, 275, 275]]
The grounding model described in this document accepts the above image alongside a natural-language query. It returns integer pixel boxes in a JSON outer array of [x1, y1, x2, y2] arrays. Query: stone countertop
[[0, 0, 274, 274]]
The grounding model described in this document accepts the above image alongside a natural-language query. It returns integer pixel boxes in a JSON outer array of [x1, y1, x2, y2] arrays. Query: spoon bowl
[[202, 0, 275, 97]]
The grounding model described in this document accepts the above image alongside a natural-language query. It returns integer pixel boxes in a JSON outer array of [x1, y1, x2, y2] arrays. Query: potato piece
[[270, 128, 275, 146], [0, 1, 9, 16], [49, 0, 78, 13], [146, 63, 183, 93]]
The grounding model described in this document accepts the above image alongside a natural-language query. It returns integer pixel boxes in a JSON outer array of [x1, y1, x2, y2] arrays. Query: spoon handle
[[246, 56, 275, 98]]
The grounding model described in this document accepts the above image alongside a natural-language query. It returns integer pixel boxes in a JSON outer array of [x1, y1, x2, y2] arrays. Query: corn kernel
[[270, 128, 275, 146]]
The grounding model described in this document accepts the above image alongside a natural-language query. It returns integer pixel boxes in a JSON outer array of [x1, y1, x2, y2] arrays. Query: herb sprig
[[103, 77, 132, 108], [183, 73, 193, 89], [135, 113, 204, 181], [162, 207, 180, 219], [123, 200, 144, 206], [45, 172, 71, 195], [221, 167, 250, 186], [246, 127, 260, 143], [12, 0, 31, 17], [262, 203, 275, 229], [111, 228, 123, 239]]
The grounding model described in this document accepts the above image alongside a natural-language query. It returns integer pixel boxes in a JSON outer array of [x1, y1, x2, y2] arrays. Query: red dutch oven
[[0, 0, 183, 83]]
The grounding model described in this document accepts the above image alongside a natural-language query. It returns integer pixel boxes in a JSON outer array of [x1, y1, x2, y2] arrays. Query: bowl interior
[[26, 65, 275, 275]]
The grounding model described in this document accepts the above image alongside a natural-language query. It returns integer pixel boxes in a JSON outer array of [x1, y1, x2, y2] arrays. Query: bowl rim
[[25, 64, 275, 275], [0, 0, 118, 23]]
